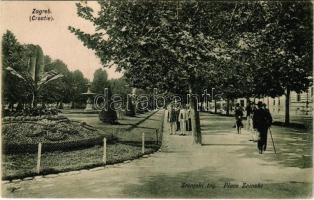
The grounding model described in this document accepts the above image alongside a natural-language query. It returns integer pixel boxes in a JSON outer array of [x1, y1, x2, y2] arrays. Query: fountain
[[82, 82, 95, 111]]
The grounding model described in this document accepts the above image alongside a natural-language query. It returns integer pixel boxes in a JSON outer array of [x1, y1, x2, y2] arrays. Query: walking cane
[[269, 128, 277, 154]]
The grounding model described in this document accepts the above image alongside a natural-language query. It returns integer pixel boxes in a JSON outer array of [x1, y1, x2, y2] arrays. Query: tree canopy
[[2, 30, 89, 109], [69, 0, 312, 134]]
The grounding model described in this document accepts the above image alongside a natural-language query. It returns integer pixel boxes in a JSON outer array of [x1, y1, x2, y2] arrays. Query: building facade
[[236, 86, 313, 116]]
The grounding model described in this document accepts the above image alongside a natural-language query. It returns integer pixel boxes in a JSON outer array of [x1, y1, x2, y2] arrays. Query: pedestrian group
[[167, 103, 192, 136], [168, 100, 273, 154], [235, 101, 273, 154]]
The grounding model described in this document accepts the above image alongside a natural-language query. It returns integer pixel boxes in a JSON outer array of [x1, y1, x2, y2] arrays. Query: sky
[[0, 1, 122, 80]]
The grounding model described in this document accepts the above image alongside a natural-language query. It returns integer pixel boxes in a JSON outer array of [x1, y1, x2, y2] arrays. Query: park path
[[2, 111, 312, 198]]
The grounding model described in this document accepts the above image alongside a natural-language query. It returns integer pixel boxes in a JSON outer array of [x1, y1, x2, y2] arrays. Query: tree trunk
[[226, 99, 230, 116], [285, 88, 290, 125], [16, 102, 23, 111], [246, 97, 250, 106], [31, 91, 36, 108], [201, 100, 205, 111], [214, 99, 217, 114], [189, 83, 202, 145], [59, 102, 64, 109], [206, 97, 209, 111], [9, 103, 14, 112], [71, 101, 75, 109]]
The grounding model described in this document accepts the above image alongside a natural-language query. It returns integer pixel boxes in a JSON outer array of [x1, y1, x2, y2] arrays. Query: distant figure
[[179, 105, 187, 135], [262, 103, 273, 150], [186, 105, 192, 131], [175, 107, 180, 133], [167, 104, 177, 135], [250, 104, 259, 141], [245, 102, 253, 131], [234, 103, 244, 134], [253, 102, 273, 154]]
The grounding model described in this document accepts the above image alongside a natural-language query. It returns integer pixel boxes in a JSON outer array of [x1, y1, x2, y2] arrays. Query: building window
[[297, 93, 301, 102]]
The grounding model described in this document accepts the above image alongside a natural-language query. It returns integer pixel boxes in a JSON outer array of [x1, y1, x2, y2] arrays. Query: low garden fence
[[2, 109, 166, 180]]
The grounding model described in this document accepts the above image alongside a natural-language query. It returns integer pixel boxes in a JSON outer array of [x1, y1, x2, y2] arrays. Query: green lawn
[[63, 110, 158, 131], [65, 110, 164, 143], [3, 143, 159, 180], [2, 110, 164, 180]]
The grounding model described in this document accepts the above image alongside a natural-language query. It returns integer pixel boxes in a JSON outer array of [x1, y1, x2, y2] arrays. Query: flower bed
[[3, 115, 67, 122], [2, 110, 164, 180], [2, 118, 118, 154]]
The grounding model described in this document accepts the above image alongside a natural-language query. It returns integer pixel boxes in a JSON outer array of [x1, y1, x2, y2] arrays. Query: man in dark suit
[[234, 103, 244, 134], [253, 101, 273, 154], [168, 104, 177, 135]]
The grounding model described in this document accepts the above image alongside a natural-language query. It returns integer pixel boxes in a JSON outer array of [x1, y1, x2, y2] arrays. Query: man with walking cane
[[263, 104, 277, 154], [253, 102, 273, 154]]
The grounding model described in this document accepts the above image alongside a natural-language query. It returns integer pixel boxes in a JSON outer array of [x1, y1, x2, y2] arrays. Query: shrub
[[98, 86, 118, 124], [125, 101, 136, 117], [99, 109, 118, 124]]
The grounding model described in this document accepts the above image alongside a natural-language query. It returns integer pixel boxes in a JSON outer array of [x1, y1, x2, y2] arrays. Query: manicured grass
[[63, 111, 158, 131], [3, 143, 159, 180], [2, 110, 164, 180], [65, 110, 164, 143]]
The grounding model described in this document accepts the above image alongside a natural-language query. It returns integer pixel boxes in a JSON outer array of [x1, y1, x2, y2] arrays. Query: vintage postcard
[[0, 0, 313, 198]]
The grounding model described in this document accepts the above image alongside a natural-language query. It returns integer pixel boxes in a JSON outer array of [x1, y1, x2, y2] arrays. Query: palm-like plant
[[6, 45, 63, 107]]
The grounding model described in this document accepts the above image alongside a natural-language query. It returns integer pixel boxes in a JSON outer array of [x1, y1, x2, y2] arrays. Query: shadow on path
[[3, 110, 312, 198]]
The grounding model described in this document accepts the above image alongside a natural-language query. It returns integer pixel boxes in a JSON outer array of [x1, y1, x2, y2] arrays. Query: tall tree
[[41, 57, 71, 105], [69, 1, 237, 144], [2, 30, 29, 106], [234, 2, 313, 124], [260, 2, 312, 124], [69, 1, 312, 132], [68, 70, 89, 108], [91, 68, 108, 94], [109, 77, 131, 97], [5, 43, 63, 108]]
